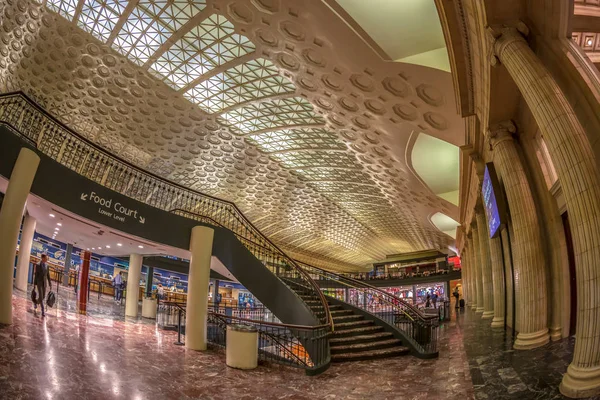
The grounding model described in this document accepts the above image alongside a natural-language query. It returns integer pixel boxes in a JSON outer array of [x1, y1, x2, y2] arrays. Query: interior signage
[[481, 163, 506, 238], [80, 191, 145, 224]]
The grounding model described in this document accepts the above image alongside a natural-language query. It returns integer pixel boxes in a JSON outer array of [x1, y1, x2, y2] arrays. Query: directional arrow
[[139, 216, 145, 224], [80, 193, 88, 201]]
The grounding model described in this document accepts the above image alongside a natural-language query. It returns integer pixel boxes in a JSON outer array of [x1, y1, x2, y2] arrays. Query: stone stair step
[[330, 338, 402, 354], [332, 325, 383, 337], [329, 332, 394, 345], [330, 309, 353, 315], [332, 314, 363, 322], [331, 346, 410, 362], [334, 320, 373, 328]]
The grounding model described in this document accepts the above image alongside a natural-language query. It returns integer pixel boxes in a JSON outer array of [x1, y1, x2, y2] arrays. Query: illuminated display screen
[[482, 165, 501, 238]]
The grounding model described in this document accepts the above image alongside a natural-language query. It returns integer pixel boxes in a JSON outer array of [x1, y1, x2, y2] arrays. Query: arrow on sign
[[80, 193, 88, 201], [139, 216, 145, 224]]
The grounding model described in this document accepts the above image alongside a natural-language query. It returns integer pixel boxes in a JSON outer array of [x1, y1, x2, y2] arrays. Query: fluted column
[[467, 235, 478, 311], [489, 235, 506, 328], [461, 246, 470, 305], [488, 121, 549, 349], [475, 209, 495, 319], [494, 26, 600, 398], [470, 222, 484, 313]]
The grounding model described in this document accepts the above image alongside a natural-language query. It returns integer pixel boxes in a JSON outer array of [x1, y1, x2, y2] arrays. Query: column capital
[[489, 22, 530, 59], [487, 120, 517, 150]]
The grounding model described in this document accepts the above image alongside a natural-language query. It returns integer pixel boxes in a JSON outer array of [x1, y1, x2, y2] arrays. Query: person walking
[[432, 291, 438, 309], [453, 287, 460, 308], [113, 271, 123, 305], [33, 254, 52, 317]]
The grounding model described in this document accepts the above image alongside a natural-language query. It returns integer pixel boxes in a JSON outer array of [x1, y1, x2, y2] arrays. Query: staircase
[[290, 281, 410, 363]]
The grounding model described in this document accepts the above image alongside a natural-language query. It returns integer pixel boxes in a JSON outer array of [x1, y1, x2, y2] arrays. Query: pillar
[[0, 148, 40, 325], [15, 214, 36, 292], [460, 247, 468, 304], [125, 254, 143, 318], [501, 228, 515, 330], [489, 235, 506, 328], [494, 26, 600, 397], [62, 243, 73, 286], [145, 266, 154, 295], [212, 279, 219, 308], [487, 121, 549, 349], [77, 251, 91, 315], [185, 226, 214, 351], [470, 223, 484, 313], [475, 209, 495, 319], [467, 235, 478, 310]]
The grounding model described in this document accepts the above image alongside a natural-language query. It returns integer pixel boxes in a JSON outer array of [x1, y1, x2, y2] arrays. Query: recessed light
[[57, 223, 62, 226], [55, 227, 59, 231], [92, 248, 95, 250], [49, 214, 55, 218], [138, 245, 144, 249], [106, 245, 111, 249], [87, 248, 90, 251], [587, 39, 593, 45], [117, 243, 122, 247], [98, 247, 102, 250]]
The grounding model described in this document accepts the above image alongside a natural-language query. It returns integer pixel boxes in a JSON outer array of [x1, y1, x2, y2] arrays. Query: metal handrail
[[0, 92, 333, 331]]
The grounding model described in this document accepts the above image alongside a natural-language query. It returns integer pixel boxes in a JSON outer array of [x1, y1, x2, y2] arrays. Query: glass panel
[[112, 0, 206, 66], [151, 14, 255, 89], [247, 128, 344, 153], [77, 0, 128, 42], [46, 0, 78, 20], [184, 58, 294, 113]]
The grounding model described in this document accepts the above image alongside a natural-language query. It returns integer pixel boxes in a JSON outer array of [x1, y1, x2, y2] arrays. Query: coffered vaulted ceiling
[[0, 0, 463, 271]]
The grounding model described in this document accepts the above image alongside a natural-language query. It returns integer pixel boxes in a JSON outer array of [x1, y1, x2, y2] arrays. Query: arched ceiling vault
[[0, 0, 465, 271]]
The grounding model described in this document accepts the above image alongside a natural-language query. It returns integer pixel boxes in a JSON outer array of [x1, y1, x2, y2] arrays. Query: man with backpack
[[32, 254, 52, 317]]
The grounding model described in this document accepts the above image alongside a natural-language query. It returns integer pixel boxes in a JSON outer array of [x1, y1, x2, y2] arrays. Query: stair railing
[[296, 261, 440, 357], [0, 91, 332, 329]]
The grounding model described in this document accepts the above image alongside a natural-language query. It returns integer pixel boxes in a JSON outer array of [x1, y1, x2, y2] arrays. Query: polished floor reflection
[[2, 292, 594, 400]]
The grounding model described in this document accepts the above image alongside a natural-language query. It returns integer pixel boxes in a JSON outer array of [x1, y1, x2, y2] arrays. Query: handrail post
[[174, 307, 184, 346]]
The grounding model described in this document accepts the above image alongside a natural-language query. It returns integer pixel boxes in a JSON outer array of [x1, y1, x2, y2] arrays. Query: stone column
[[476, 209, 495, 319], [460, 246, 469, 305], [466, 235, 478, 311], [77, 251, 91, 315], [145, 266, 154, 295], [0, 148, 40, 325], [186, 226, 214, 351], [470, 222, 485, 313], [15, 214, 36, 292], [62, 243, 73, 286], [494, 26, 600, 397], [487, 121, 549, 349], [212, 279, 219, 309], [489, 236, 506, 328], [125, 254, 142, 318]]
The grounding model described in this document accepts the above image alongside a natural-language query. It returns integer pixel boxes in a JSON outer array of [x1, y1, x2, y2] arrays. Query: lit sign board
[[481, 164, 503, 238]]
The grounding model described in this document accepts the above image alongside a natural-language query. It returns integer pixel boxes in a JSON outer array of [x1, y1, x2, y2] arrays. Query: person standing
[[33, 254, 52, 317], [113, 271, 123, 305], [453, 287, 460, 308], [432, 291, 438, 309]]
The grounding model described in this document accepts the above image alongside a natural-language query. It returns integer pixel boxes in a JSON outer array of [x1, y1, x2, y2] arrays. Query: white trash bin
[[226, 324, 258, 370], [142, 297, 157, 319]]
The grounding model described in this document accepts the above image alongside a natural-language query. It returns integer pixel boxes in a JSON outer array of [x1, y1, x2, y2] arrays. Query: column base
[[549, 326, 562, 341], [482, 310, 494, 319], [491, 317, 505, 328], [560, 364, 600, 398], [476, 307, 484, 313], [513, 328, 549, 350], [470, 304, 477, 311]]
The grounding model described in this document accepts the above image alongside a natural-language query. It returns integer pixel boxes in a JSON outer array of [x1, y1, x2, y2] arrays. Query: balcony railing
[[0, 91, 332, 328]]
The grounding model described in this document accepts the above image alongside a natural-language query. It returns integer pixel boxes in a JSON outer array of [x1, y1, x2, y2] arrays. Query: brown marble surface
[[0, 290, 474, 399]]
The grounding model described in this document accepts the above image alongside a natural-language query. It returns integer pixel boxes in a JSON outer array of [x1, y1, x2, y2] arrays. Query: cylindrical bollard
[[142, 297, 157, 319], [226, 324, 258, 370]]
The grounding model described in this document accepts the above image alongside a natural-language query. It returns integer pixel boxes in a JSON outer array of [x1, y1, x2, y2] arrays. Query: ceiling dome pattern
[[0, 0, 463, 271]]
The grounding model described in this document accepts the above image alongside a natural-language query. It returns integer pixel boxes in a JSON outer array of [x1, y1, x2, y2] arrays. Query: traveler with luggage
[[32, 254, 52, 317]]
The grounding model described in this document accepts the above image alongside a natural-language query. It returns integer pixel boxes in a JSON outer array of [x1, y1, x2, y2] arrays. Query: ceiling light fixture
[[57, 223, 62, 226], [55, 227, 60, 231], [92, 248, 95, 250], [138, 245, 144, 249], [98, 247, 102, 250], [587, 39, 593, 45], [117, 243, 122, 247], [87, 248, 90, 251], [49, 214, 55, 218], [106, 245, 111, 249]]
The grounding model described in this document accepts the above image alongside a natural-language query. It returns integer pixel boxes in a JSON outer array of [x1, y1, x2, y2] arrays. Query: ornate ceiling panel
[[0, 0, 464, 271]]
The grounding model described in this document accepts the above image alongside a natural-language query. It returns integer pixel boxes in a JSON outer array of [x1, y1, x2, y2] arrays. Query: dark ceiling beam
[[572, 14, 600, 33]]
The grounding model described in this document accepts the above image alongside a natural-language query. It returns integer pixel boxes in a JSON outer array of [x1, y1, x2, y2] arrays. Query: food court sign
[[80, 191, 146, 224]]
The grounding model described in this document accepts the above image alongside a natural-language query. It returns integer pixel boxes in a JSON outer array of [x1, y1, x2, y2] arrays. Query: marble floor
[[0, 292, 596, 399]]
